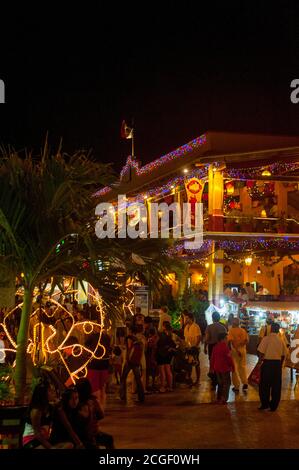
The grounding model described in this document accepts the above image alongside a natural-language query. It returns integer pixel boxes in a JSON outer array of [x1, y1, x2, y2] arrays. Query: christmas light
[[0, 281, 107, 385], [244, 256, 253, 266], [95, 134, 207, 197], [227, 162, 299, 179], [169, 238, 299, 256]]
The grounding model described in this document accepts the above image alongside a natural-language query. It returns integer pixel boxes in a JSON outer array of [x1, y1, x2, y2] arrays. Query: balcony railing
[[223, 216, 299, 234], [247, 295, 299, 302]]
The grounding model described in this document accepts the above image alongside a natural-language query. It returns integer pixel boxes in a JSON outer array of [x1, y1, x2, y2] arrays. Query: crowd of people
[[0, 296, 295, 449], [223, 282, 270, 303]]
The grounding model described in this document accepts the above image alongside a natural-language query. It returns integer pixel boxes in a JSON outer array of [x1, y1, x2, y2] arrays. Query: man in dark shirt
[[204, 311, 227, 388]]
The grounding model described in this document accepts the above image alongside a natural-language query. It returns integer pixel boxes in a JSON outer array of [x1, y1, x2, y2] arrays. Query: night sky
[[1, 4, 299, 171]]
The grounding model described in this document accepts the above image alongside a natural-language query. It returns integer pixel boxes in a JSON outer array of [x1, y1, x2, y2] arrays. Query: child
[[210, 332, 234, 404], [112, 346, 123, 385]]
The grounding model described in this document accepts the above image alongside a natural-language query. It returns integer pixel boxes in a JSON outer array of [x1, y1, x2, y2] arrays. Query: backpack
[[128, 336, 143, 366]]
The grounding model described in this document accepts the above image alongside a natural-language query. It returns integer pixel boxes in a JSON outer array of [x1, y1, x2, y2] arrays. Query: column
[[208, 241, 215, 302], [208, 165, 224, 231], [276, 182, 288, 217], [214, 249, 224, 306], [208, 242, 224, 305]]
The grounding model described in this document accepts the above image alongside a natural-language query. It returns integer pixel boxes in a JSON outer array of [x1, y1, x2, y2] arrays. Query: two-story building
[[96, 131, 299, 329]]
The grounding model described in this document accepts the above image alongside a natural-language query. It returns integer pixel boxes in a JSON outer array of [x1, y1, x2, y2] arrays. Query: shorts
[[23, 438, 42, 449], [87, 369, 109, 392]]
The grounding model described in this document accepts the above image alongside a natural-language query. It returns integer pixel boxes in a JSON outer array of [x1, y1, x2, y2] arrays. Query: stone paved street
[[101, 353, 299, 449]]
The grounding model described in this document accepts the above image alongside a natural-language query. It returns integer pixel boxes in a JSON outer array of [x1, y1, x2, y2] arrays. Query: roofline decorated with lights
[[95, 131, 299, 200]]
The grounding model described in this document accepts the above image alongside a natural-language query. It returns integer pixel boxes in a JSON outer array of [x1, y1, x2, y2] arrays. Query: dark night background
[[1, 3, 299, 171]]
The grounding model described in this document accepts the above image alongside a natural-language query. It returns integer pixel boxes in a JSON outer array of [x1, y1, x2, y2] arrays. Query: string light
[[1, 281, 107, 385], [95, 134, 207, 197], [227, 162, 299, 179], [169, 238, 299, 256]]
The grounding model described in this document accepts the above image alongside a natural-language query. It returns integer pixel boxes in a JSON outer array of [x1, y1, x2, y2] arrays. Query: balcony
[[247, 295, 299, 302], [223, 216, 299, 234]]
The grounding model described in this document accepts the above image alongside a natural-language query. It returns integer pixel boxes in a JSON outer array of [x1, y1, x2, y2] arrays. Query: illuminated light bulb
[[144, 195, 148, 199], [183, 168, 188, 174], [260, 209, 267, 218], [257, 266, 261, 274], [226, 182, 234, 195], [244, 256, 253, 266], [205, 262, 210, 269], [171, 185, 175, 189]]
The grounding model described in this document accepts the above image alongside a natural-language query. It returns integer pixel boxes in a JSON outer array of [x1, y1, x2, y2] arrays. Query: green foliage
[[0, 143, 183, 400], [168, 293, 209, 329], [0, 365, 14, 403]]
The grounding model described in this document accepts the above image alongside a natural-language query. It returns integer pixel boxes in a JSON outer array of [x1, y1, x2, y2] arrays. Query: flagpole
[[132, 128, 135, 159], [131, 117, 135, 159]]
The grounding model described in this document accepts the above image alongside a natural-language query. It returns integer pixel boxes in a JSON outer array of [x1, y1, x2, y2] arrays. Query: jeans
[[120, 363, 145, 402], [216, 371, 231, 402]]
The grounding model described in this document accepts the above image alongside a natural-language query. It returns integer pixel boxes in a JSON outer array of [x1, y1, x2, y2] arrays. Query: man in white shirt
[[158, 306, 171, 333], [257, 322, 288, 411], [184, 312, 202, 385], [257, 285, 269, 296], [245, 282, 256, 300]]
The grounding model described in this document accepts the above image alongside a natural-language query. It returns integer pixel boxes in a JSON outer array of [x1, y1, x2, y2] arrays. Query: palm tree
[[0, 145, 183, 402], [0, 144, 113, 401]]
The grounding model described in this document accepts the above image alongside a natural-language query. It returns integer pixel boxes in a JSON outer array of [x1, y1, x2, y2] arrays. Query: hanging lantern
[[226, 182, 234, 195], [244, 256, 253, 266], [260, 209, 267, 218]]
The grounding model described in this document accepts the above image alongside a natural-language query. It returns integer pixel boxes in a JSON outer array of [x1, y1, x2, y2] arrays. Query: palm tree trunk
[[15, 288, 33, 403]]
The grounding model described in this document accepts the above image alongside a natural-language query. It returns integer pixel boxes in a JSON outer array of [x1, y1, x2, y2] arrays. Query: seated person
[[23, 381, 73, 449], [75, 378, 114, 449]]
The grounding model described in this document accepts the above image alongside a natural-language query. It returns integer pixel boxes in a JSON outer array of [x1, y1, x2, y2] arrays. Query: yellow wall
[[187, 255, 299, 296], [235, 255, 299, 295], [223, 262, 243, 285]]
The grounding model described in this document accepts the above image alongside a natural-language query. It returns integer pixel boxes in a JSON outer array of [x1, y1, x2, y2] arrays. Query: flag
[[121, 120, 133, 139]]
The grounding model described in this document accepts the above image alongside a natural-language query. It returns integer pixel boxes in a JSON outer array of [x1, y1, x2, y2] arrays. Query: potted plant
[[0, 366, 27, 449], [0, 365, 15, 406]]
